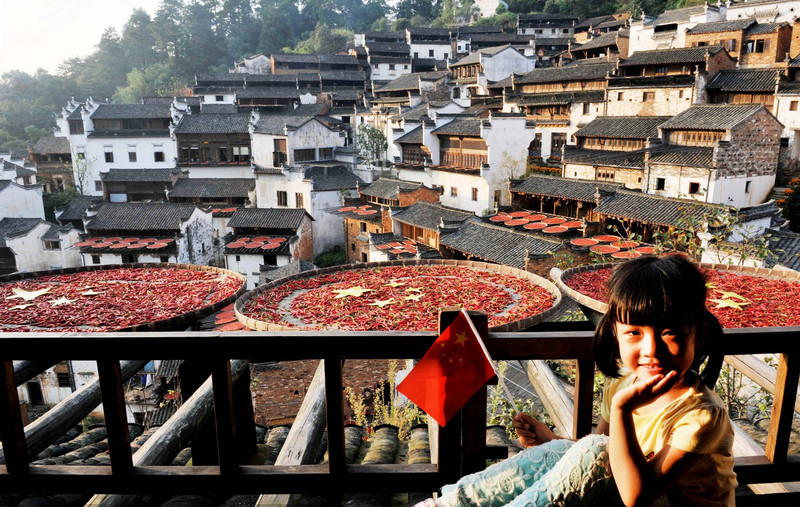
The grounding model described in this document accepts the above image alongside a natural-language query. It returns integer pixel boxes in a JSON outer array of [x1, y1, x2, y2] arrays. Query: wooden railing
[[1, 323, 799, 499]]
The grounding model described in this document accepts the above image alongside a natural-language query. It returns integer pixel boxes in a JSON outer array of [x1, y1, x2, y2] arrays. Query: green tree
[[289, 23, 352, 54], [121, 8, 159, 69], [256, 0, 303, 55], [356, 124, 388, 163], [219, 0, 260, 60]]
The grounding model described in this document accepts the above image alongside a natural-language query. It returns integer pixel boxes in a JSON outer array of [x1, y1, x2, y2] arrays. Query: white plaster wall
[[252, 133, 284, 169], [311, 189, 351, 255], [199, 92, 237, 104], [5, 223, 51, 273], [726, 0, 800, 23], [0, 184, 45, 219], [226, 253, 290, 288], [81, 252, 179, 266], [410, 42, 450, 61], [484, 117, 537, 207], [435, 171, 491, 214], [286, 121, 344, 166], [709, 174, 775, 207], [605, 87, 694, 117], [482, 50, 535, 83], [178, 208, 214, 265], [43, 228, 82, 270], [774, 95, 800, 148], [371, 62, 411, 82]]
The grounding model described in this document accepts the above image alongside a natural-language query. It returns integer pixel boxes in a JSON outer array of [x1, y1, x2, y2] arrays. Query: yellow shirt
[[601, 372, 737, 507]]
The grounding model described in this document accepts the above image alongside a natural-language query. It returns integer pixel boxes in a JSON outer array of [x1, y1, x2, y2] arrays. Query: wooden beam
[[13, 360, 60, 387], [211, 359, 237, 473], [324, 358, 345, 475], [521, 359, 573, 437], [97, 360, 132, 475], [724, 355, 800, 415], [766, 353, 799, 463], [461, 311, 488, 475], [573, 358, 594, 438], [0, 360, 28, 473]]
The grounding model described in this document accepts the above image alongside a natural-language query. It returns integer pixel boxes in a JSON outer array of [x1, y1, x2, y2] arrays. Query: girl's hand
[[612, 370, 680, 412], [512, 412, 558, 447]]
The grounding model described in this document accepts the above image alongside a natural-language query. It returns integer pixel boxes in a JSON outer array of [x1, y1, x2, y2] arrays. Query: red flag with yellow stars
[[397, 309, 497, 426]]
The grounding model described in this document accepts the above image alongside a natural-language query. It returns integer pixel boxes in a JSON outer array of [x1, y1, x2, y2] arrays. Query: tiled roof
[[32, 136, 70, 154], [245, 74, 299, 84], [510, 174, 623, 202], [261, 259, 317, 283], [272, 53, 319, 63], [366, 42, 411, 54], [451, 45, 513, 67], [0, 218, 43, 246], [395, 126, 423, 144], [788, 54, 800, 67], [686, 19, 755, 34], [42, 224, 72, 241], [513, 90, 604, 106], [236, 87, 300, 99], [574, 116, 671, 139], [430, 118, 482, 136], [408, 27, 450, 36], [173, 113, 251, 134], [364, 30, 405, 39], [561, 148, 646, 169], [457, 25, 502, 34], [199, 104, 240, 114], [359, 178, 426, 199], [778, 82, 800, 94], [514, 62, 615, 85], [304, 166, 363, 191], [518, 13, 580, 22], [90, 103, 170, 120], [391, 201, 473, 230], [0, 180, 11, 191], [745, 22, 783, 35], [706, 69, 780, 92], [156, 359, 183, 381], [575, 32, 619, 51], [168, 178, 255, 198], [648, 147, 715, 168], [375, 71, 448, 92], [766, 229, 800, 271], [100, 168, 178, 182], [575, 15, 617, 30], [5, 161, 36, 177], [227, 208, 310, 229], [391, 102, 430, 121], [252, 113, 319, 135], [322, 54, 359, 64], [66, 106, 84, 121], [651, 5, 707, 27], [595, 189, 722, 227], [56, 195, 103, 222], [86, 203, 198, 231], [620, 46, 724, 66], [438, 219, 563, 270], [607, 74, 696, 89], [320, 70, 366, 81], [658, 104, 764, 130]]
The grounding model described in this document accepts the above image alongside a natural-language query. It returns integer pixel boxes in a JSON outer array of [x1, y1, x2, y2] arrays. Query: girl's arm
[[608, 372, 701, 507]]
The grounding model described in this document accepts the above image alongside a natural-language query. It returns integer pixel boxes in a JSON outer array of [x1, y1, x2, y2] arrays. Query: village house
[[448, 45, 536, 107], [30, 136, 73, 193], [685, 19, 791, 68], [388, 101, 465, 163], [254, 165, 361, 256], [509, 174, 624, 222], [56, 99, 176, 197], [223, 207, 313, 288], [390, 200, 474, 249], [171, 104, 253, 179], [99, 168, 187, 203], [628, 4, 724, 51], [392, 113, 537, 213], [167, 178, 256, 208], [726, 0, 800, 24], [503, 60, 615, 161], [606, 46, 737, 117], [1, 159, 37, 187], [233, 54, 271, 74], [573, 14, 628, 43], [78, 202, 213, 266], [0, 217, 80, 275], [773, 55, 800, 157], [706, 68, 782, 108], [0, 180, 45, 219], [451, 24, 503, 56], [407, 27, 451, 62], [569, 29, 630, 61], [270, 53, 361, 75], [516, 13, 581, 38], [371, 71, 451, 110], [533, 37, 574, 61], [54, 195, 103, 232]]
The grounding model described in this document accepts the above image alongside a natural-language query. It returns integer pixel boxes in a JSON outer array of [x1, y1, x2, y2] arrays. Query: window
[[582, 103, 590, 115], [104, 146, 114, 163], [295, 192, 304, 208], [294, 148, 316, 162], [233, 146, 250, 162], [361, 252, 368, 262], [77, 150, 85, 160], [215, 95, 224, 102], [160, 256, 169, 263], [551, 29, 556, 34], [727, 39, 737, 52], [678, 90, 684, 99], [121, 253, 139, 264], [655, 178, 666, 191], [389, 64, 395, 70], [69, 121, 84, 135], [617, 92, 623, 101], [791, 101, 799, 111], [128, 147, 137, 163], [655, 65, 668, 75], [471, 188, 478, 201], [277, 190, 288, 206], [563, 28, 569, 34], [453, 87, 461, 99], [56, 372, 71, 388], [95, 180, 103, 191], [643, 92, 656, 102], [318, 147, 333, 160], [745, 180, 752, 193], [154, 147, 164, 162], [235, 255, 241, 262], [351, 243, 355, 252], [404, 65, 408, 70], [688, 182, 700, 194], [450, 186, 458, 197], [414, 52, 418, 58], [43, 240, 60, 250], [429, 50, 434, 57], [373, 63, 379, 69], [91, 254, 101, 264], [263, 255, 277, 266], [493, 190, 501, 206], [360, 222, 367, 232], [535, 30, 542, 34]]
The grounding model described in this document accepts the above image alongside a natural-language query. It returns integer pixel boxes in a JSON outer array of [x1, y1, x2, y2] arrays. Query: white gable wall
[[0, 184, 45, 219]]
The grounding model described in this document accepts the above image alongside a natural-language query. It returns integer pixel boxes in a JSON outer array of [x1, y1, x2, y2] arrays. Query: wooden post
[[461, 311, 489, 475], [97, 359, 133, 474], [573, 359, 594, 438], [14, 360, 59, 387], [436, 308, 463, 483], [0, 360, 28, 473], [211, 358, 237, 473], [232, 365, 257, 462], [179, 359, 218, 465], [766, 352, 799, 463], [324, 358, 346, 475]]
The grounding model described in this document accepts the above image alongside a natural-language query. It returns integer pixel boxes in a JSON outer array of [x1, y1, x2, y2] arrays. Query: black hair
[[593, 255, 722, 378]]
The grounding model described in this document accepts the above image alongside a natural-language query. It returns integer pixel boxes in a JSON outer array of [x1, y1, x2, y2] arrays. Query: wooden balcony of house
[[1, 318, 799, 505]]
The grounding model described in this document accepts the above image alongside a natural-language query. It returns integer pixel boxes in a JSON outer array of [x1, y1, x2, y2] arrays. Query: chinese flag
[[397, 309, 497, 426]]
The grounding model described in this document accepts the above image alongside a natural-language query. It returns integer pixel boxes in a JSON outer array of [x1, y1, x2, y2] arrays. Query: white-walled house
[[627, 4, 724, 52], [0, 180, 45, 219], [250, 110, 346, 170], [448, 45, 535, 106], [387, 101, 465, 163], [223, 207, 314, 288], [0, 218, 80, 275], [407, 27, 452, 62], [78, 203, 213, 266], [1, 159, 37, 186], [254, 165, 362, 256], [56, 99, 176, 197]]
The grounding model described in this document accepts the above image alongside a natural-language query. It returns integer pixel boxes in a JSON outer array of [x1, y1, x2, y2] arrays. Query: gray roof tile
[[173, 113, 251, 134], [514, 62, 615, 85], [620, 46, 724, 66], [648, 147, 715, 168], [430, 118, 482, 136], [574, 116, 671, 139], [514, 90, 604, 106], [100, 168, 178, 182], [168, 178, 255, 198], [32, 137, 70, 154], [227, 208, 310, 229], [56, 195, 103, 222], [686, 19, 755, 34], [607, 74, 696, 88], [395, 126, 423, 144], [706, 69, 781, 92], [511, 174, 624, 201], [766, 229, 800, 271], [391, 201, 473, 230], [42, 224, 73, 241], [451, 45, 514, 67], [0, 218, 43, 246], [573, 32, 620, 51], [438, 219, 563, 269], [304, 166, 363, 191], [375, 71, 448, 92], [90, 103, 170, 120], [86, 203, 198, 231], [562, 148, 646, 169], [595, 189, 722, 227], [658, 104, 765, 130], [745, 22, 784, 35], [651, 5, 707, 27], [359, 178, 426, 199]]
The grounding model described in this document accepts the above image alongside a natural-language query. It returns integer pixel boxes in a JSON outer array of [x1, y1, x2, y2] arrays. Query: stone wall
[[739, 26, 792, 68], [397, 186, 441, 206], [295, 215, 315, 263], [716, 107, 782, 179]]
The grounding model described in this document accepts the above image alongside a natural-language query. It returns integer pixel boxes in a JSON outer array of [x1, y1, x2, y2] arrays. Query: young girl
[[423, 255, 737, 507]]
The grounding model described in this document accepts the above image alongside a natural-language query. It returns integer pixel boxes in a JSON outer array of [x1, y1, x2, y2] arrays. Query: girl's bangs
[[608, 269, 704, 328]]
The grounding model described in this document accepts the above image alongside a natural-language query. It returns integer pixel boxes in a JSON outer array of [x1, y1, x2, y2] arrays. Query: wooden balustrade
[[0, 323, 798, 500]]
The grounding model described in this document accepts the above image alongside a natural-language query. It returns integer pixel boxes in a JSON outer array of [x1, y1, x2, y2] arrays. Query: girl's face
[[614, 322, 695, 383]]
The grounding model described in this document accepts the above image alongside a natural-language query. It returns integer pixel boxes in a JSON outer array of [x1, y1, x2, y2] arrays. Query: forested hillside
[[0, 0, 703, 150]]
